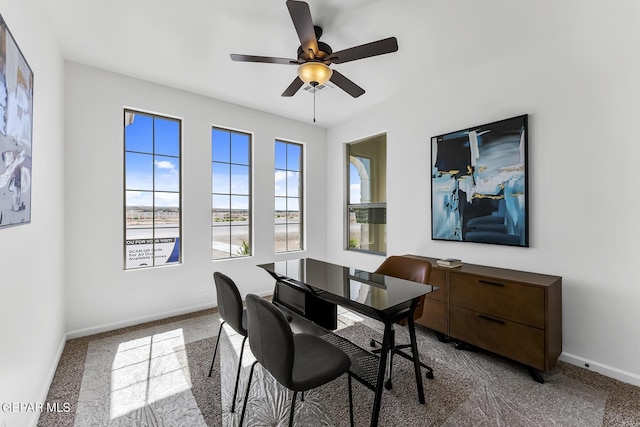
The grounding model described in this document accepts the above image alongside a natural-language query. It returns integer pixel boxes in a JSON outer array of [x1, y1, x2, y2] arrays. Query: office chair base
[[370, 338, 435, 382]]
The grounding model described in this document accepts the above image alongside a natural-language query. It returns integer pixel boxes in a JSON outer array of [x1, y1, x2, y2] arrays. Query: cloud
[[155, 160, 175, 171], [275, 170, 292, 195], [155, 192, 179, 207], [125, 190, 152, 207], [275, 170, 290, 184]]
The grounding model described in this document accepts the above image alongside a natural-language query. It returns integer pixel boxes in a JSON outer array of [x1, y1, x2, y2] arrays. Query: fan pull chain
[[313, 86, 316, 123]]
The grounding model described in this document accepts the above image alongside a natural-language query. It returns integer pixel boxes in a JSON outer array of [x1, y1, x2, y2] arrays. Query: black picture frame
[[431, 114, 529, 247]]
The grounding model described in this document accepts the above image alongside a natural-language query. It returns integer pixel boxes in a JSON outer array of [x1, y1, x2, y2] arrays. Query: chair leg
[[288, 390, 298, 427], [208, 321, 226, 377], [230, 335, 248, 413], [347, 374, 354, 427], [239, 361, 258, 426], [384, 326, 396, 389]]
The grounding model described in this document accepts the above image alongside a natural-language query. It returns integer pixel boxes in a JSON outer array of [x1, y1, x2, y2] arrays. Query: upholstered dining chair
[[370, 255, 435, 389], [240, 294, 354, 427], [208, 272, 248, 413]]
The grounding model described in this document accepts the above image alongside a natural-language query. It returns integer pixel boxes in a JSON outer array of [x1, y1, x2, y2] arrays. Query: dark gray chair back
[[214, 272, 246, 335], [242, 294, 354, 426], [245, 294, 295, 389]]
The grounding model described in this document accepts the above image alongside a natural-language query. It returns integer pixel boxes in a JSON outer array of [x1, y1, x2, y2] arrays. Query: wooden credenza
[[409, 256, 562, 381]]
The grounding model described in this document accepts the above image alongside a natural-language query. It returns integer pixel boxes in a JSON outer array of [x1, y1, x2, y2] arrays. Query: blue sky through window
[[125, 113, 180, 208], [350, 163, 361, 203], [211, 128, 250, 210], [274, 141, 301, 212]]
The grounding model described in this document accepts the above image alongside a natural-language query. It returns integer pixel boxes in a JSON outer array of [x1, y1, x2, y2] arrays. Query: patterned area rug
[[222, 320, 609, 427], [38, 310, 640, 426]]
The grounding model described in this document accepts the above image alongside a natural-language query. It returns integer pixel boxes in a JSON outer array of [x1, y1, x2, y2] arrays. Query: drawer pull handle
[[479, 279, 505, 287], [479, 314, 505, 324]]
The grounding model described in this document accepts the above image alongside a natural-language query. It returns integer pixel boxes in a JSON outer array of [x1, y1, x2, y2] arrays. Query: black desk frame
[[259, 260, 431, 427]]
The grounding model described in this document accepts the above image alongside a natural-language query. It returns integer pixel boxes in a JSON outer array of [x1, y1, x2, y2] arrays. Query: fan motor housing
[[297, 41, 332, 61]]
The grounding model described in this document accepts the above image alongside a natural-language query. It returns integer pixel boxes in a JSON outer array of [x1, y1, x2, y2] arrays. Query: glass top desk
[[258, 258, 438, 427]]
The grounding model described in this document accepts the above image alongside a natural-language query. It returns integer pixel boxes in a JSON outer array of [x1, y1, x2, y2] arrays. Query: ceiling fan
[[230, 0, 399, 98]]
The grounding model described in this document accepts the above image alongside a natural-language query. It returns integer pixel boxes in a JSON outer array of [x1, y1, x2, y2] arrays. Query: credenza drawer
[[449, 272, 545, 328], [449, 306, 545, 370]]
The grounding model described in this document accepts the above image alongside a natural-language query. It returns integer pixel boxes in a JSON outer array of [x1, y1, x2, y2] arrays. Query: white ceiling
[[43, 0, 581, 127]]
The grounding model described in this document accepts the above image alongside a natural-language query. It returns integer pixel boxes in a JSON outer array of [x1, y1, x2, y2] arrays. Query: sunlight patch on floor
[[109, 328, 191, 419]]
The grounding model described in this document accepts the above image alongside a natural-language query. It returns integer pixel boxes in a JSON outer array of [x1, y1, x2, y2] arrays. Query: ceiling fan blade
[[286, 0, 319, 56], [329, 70, 365, 98], [282, 77, 304, 97], [329, 37, 398, 64], [230, 54, 298, 65]]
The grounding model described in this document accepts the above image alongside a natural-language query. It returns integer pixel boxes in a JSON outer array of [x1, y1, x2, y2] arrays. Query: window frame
[[275, 139, 304, 253], [123, 108, 182, 270], [211, 126, 253, 260], [345, 134, 387, 255]]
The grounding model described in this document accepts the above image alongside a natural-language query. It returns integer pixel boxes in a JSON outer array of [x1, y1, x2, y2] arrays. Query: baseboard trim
[[560, 352, 640, 387], [31, 334, 67, 426], [66, 302, 216, 339], [66, 289, 274, 340]]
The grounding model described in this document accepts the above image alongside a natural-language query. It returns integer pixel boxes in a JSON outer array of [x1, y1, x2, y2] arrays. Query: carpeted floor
[[38, 308, 640, 426]]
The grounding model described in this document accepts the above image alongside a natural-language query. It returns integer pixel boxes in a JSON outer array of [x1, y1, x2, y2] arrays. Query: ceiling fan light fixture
[[297, 62, 333, 85]]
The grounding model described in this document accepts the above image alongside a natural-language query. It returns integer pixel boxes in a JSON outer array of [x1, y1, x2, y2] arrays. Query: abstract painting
[[431, 115, 528, 247], [0, 15, 33, 229]]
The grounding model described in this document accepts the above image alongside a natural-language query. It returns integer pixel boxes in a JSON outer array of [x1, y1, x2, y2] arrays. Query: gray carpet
[[38, 309, 640, 426]]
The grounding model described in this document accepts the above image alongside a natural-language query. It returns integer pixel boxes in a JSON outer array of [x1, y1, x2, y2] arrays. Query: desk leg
[[407, 314, 425, 404], [370, 321, 391, 427]]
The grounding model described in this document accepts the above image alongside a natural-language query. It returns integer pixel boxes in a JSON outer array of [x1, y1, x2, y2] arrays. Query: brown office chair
[[371, 255, 434, 389], [240, 294, 354, 427]]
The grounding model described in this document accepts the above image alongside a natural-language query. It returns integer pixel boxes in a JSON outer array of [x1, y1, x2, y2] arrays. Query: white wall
[[64, 62, 326, 337], [0, 1, 66, 426], [325, 2, 640, 385], [3, 5, 639, 426]]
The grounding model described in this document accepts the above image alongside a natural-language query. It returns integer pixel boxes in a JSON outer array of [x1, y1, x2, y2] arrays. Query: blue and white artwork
[[431, 115, 528, 247]]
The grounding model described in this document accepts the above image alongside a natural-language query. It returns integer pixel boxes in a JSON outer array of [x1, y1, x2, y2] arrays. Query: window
[[275, 140, 303, 252], [347, 134, 386, 254], [212, 127, 251, 259], [124, 110, 181, 269]]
